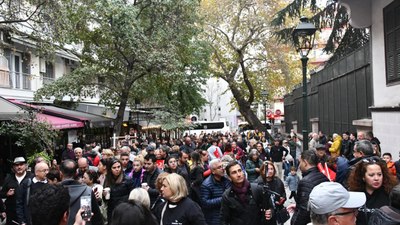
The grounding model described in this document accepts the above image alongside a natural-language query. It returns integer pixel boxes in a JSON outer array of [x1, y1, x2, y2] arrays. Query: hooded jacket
[[61, 179, 103, 225]]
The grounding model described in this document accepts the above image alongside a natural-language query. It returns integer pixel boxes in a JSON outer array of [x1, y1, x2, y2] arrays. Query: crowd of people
[[0, 129, 399, 225]]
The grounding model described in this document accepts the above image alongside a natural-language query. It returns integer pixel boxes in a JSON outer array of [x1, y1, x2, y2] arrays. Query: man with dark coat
[[287, 150, 329, 225], [340, 132, 350, 156], [269, 140, 288, 180], [336, 140, 375, 187], [0, 157, 32, 225], [60, 159, 103, 225], [16, 162, 49, 225], [221, 161, 272, 225], [142, 154, 161, 206], [180, 136, 196, 154], [62, 143, 76, 161]]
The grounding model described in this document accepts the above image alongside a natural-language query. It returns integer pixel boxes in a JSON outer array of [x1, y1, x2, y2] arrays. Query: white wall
[[370, 0, 400, 161], [0, 50, 75, 101], [371, 0, 400, 107]]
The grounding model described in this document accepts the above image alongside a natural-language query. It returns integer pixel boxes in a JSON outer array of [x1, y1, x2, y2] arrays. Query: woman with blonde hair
[[101, 149, 114, 159], [151, 172, 169, 212], [154, 173, 206, 225]]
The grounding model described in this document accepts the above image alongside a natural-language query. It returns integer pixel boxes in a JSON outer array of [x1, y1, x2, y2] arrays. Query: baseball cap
[[309, 182, 366, 214], [315, 144, 326, 151], [13, 157, 26, 164]]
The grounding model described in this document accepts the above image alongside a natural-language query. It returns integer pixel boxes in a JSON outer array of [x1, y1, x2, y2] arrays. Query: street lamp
[[261, 90, 268, 134], [292, 16, 316, 151], [135, 99, 140, 140]]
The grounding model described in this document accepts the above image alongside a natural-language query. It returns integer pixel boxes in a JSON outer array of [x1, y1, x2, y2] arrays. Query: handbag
[[276, 207, 290, 224]]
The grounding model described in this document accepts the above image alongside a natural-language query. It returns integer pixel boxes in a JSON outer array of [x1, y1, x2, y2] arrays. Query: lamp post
[[292, 16, 316, 151], [261, 90, 268, 134], [135, 99, 140, 140]]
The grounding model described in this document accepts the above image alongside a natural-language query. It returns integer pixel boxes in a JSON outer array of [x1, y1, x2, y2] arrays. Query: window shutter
[[384, 1, 400, 84]]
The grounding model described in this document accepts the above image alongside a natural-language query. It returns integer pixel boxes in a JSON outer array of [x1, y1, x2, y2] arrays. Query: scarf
[[232, 179, 250, 205]]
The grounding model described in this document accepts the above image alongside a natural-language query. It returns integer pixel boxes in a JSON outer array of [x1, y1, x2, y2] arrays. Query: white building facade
[[0, 29, 79, 101], [340, 0, 400, 160], [198, 77, 241, 131]]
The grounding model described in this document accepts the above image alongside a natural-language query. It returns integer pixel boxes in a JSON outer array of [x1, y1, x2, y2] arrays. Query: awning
[[0, 97, 24, 120], [75, 103, 130, 122], [35, 105, 113, 128], [37, 113, 84, 130], [7, 100, 113, 128]]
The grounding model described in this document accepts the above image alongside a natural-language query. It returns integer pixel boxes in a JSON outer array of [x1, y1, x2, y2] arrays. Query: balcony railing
[[11, 71, 32, 90], [0, 69, 10, 88], [42, 76, 55, 85], [0, 69, 57, 90], [0, 69, 32, 90]]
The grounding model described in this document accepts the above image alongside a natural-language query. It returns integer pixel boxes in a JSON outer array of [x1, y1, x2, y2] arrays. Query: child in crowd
[[285, 166, 300, 202], [382, 152, 397, 177]]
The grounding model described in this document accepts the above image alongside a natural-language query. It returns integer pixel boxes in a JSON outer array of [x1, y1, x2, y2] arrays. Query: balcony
[[11, 71, 32, 90], [0, 69, 32, 90], [41, 74, 55, 86]]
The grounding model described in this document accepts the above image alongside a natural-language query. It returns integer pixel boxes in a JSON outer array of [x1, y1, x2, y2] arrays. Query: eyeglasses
[[332, 209, 358, 217]]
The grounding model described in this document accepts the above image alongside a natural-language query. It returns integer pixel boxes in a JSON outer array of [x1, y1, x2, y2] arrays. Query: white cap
[[309, 182, 366, 214], [13, 157, 26, 164]]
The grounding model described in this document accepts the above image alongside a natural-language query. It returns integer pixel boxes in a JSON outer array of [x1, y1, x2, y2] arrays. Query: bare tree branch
[[0, 0, 47, 24]]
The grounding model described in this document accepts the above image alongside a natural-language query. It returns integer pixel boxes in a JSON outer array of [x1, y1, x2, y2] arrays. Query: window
[[42, 62, 54, 85], [192, 122, 224, 130], [384, 0, 400, 84]]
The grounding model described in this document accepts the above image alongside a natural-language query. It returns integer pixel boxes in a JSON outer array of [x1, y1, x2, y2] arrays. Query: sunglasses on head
[[362, 156, 381, 164]]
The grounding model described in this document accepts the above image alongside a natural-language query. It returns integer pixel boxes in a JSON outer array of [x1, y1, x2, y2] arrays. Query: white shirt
[[16, 172, 27, 184]]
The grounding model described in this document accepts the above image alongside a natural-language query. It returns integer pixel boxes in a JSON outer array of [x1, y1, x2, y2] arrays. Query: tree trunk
[[228, 82, 274, 141], [114, 91, 129, 136]]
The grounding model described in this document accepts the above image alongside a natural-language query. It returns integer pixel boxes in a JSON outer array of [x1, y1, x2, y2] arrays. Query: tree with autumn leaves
[[199, 0, 302, 138]]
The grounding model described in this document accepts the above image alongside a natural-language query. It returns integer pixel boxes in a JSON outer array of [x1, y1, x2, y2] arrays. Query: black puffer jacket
[[291, 167, 329, 225]]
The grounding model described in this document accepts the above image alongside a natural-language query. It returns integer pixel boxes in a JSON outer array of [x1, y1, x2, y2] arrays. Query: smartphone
[[80, 196, 92, 221]]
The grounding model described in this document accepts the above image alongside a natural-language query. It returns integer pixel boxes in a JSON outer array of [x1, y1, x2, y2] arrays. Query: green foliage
[[272, 0, 369, 60], [152, 110, 193, 131], [34, 0, 210, 134], [0, 111, 58, 158], [27, 151, 52, 165], [201, 0, 301, 102]]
